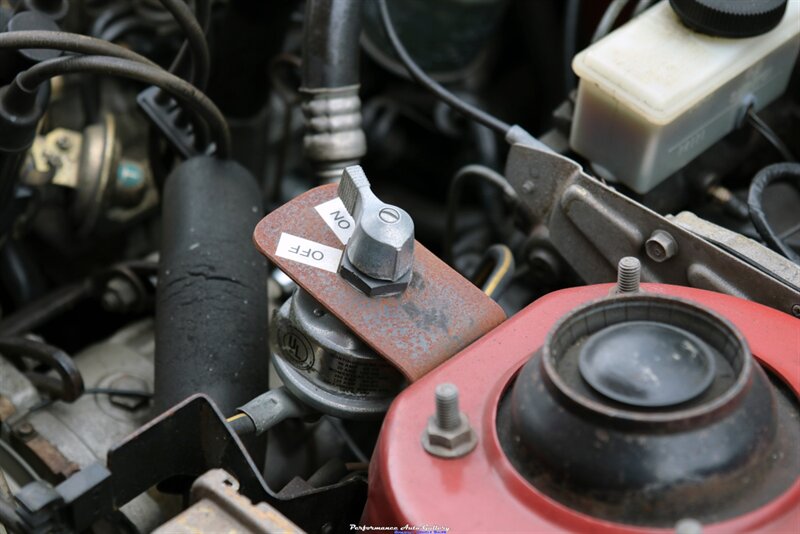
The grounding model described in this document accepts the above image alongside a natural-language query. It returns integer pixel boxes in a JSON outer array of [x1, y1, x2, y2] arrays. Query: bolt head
[[14, 422, 35, 439], [646, 230, 679, 262], [339, 253, 411, 297]]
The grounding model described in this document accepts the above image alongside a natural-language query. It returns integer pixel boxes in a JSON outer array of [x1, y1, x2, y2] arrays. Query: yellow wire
[[483, 246, 513, 297], [227, 412, 247, 423]]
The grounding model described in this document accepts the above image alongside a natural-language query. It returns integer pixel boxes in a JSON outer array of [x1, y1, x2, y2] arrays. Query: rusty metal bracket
[[253, 184, 505, 381], [505, 143, 800, 316]]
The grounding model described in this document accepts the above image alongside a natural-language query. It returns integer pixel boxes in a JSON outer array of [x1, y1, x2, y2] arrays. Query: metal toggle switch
[[338, 165, 414, 296]]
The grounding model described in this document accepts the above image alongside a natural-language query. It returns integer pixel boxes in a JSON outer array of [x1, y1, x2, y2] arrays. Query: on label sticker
[[275, 233, 342, 273], [314, 198, 355, 245]]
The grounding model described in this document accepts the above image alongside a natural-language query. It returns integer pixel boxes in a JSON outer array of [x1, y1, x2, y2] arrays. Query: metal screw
[[674, 518, 703, 534], [14, 422, 35, 439], [616, 256, 641, 293], [422, 383, 477, 458], [646, 230, 679, 262], [792, 304, 800, 317], [435, 383, 460, 431]]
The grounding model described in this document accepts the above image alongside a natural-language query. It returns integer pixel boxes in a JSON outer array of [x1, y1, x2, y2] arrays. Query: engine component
[[232, 386, 311, 436], [154, 156, 268, 415], [505, 142, 800, 316], [301, 0, 367, 182], [570, 0, 800, 193], [0, 1, 798, 532], [363, 282, 800, 531], [26, 115, 156, 238], [271, 288, 405, 419], [153, 469, 303, 534], [253, 180, 505, 382], [0, 320, 166, 531], [338, 165, 414, 296]]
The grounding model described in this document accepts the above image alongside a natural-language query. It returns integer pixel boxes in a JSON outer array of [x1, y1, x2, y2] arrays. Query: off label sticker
[[275, 233, 342, 273], [314, 198, 354, 245]]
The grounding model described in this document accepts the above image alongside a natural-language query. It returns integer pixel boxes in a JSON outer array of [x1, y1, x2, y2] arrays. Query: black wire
[[0, 30, 158, 67], [747, 108, 797, 163], [158, 0, 211, 89], [159, 0, 211, 90], [376, 0, 512, 137], [747, 163, 800, 263], [444, 164, 518, 265], [17, 55, 231, 157], [84, 387, 153, 399]]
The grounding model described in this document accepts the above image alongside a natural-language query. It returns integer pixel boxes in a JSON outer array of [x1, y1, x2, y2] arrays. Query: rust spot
[[25, 435, 80, 479]]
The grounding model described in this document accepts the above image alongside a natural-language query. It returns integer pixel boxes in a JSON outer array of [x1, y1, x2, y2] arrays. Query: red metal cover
[[253, 184, 506, 381], [363, 283, 800, 533]]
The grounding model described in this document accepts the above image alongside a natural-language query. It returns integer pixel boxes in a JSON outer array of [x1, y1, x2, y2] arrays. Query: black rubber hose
[[747, 163, 800, 263], [301, 0, 363, 89], [154, 156, 269, 415]]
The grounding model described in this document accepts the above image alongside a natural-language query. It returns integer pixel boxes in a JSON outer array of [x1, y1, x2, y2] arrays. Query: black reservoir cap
[[669, 0, 788, 38]]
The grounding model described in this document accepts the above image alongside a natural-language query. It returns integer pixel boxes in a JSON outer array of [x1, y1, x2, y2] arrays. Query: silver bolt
[[422, 382, 477, 458], [675, 518, 703, 534], [435, 383, 460, 431], [617, 256, 641, 293], [792, 304, 800, 317], [646, 230, 679, 262]]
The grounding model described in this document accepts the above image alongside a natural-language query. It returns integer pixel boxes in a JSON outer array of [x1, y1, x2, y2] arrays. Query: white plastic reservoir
[[570, 0, 800, 194]]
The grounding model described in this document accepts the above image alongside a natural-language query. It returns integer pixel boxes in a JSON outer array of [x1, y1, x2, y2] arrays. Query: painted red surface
[[363, 284, 800, 533]]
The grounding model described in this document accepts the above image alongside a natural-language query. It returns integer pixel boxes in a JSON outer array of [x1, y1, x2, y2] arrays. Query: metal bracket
[[505, 143, 800, 316], [253, 184, 505, 381]]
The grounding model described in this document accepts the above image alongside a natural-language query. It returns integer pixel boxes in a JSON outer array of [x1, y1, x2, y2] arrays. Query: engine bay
[[0, 0, 798, 532]]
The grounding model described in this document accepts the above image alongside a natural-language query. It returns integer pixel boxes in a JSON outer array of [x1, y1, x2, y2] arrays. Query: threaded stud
[[617, 256, 641, 293], [435, 383, 460, 431]]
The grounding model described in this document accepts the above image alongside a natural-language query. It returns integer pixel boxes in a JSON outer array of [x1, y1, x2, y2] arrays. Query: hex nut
[[421, 413, 478, 459], [646, 230, 679, 262], [339, 253, 411, 297]]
